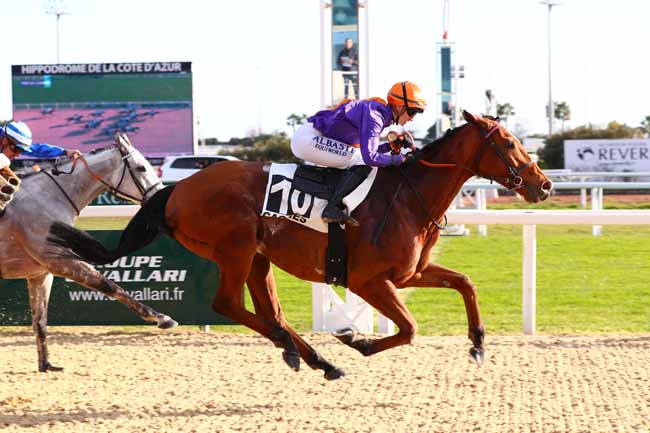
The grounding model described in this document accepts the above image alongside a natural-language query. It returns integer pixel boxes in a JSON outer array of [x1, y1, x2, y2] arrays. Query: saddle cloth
[[261, 163, 377, 233]]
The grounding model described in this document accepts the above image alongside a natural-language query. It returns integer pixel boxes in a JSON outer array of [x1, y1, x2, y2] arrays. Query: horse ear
[[114, 132, 132, 149], [121, 133, 133, 148], [462, 110, 476, 124]]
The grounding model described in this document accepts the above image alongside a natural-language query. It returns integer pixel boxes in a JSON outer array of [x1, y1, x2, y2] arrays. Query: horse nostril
[[542, 180, 553, 191]]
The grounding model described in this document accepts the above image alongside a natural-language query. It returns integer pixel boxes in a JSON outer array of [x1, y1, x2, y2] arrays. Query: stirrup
[[322, 208, 359, 226]]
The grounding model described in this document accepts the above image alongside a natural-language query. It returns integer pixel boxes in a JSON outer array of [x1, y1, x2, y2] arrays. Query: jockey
[[291, 81, 426, 226], [0, 120, 81, 210]]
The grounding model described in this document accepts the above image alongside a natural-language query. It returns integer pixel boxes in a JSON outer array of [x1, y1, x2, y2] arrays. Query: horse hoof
[[157, 316, 178, 329], [469, 347, 485, 367], [332, 327, 356, 345], [40, 362, 64, 372], [324, 367, 346, 381], [282, 350, 300, 372]]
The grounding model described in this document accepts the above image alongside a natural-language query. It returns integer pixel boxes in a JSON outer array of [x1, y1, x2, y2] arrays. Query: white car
[[157, 155, 239, 184]]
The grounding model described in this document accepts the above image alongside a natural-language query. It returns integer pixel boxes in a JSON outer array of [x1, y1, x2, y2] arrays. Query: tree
[[286, 113, 308, 132], [641, 115, 650, 136], [554, 101, 571, 131], [496, 102, 515, 123], [537, 121, 641, 169], [222, 131, 298, 163]]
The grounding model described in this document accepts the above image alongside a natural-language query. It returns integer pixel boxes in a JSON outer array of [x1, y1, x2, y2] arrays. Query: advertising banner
[[0, 231, 231, 326], [564, 139, 650, 171], [12, 61, 193, 158]]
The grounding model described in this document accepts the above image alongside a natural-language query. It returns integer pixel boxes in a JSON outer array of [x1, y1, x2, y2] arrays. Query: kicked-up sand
[[0, 328, 649, 433]]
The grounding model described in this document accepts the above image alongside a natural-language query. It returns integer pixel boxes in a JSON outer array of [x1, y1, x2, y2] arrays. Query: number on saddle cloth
[[292, 165, 345, 200]]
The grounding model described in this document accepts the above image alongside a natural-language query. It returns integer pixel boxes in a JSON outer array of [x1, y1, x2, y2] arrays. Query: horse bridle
[[470, 121, 534, 191], [45, 142, 161, 215], [375, 119, 536, 242], [86, 143, 162, 203]]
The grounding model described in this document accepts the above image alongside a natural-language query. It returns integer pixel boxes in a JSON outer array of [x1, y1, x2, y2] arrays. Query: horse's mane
[[418, 122, 469, 161]]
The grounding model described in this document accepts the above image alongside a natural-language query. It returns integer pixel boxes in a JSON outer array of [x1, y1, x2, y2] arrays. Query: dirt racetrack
[[1, 328, 649, 433]]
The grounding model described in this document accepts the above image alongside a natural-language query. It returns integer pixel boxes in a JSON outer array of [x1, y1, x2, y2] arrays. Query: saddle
[[262, 163, 378, 287], [291, 165, 343, 200]]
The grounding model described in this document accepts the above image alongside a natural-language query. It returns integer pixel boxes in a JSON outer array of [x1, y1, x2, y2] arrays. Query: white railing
[[80, 206, 650, 335], [313, 209, 650, 336], [460, 181, 650, 235]]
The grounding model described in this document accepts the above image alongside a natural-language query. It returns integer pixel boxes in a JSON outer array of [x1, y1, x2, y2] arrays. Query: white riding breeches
[[291, 123, 364, 169]]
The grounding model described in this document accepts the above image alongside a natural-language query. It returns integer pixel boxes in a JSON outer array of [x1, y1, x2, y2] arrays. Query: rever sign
[[564, 139, 650, 171]]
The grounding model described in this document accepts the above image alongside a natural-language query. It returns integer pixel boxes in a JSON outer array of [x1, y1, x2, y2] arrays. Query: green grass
[[71, 209, 650, 336], [407, 225, 650, 335], [487, 194, 650, 210]]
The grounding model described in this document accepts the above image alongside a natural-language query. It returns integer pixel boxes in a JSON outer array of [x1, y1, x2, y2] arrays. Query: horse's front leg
[[335, 278, 418, 356], [44, 259, 177, 329], [26, 272, 62, 372], [400, 262, 485, 366]]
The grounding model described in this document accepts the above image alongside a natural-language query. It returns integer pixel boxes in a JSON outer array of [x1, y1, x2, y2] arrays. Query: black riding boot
[[321, 165, 371, 226]]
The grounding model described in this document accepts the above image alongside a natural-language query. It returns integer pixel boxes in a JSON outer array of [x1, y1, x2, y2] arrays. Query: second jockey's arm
[[22, 143, 67, 159]]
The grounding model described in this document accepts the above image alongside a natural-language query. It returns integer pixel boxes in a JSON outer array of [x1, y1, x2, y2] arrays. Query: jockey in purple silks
[[291, 81, 426, 226]]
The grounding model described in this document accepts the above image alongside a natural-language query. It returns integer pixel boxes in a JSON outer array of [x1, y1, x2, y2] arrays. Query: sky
[[1, 0, 649, 142]]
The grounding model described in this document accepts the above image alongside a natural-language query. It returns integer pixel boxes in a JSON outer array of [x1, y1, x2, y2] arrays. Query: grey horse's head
[[109, 133, 164, 203]]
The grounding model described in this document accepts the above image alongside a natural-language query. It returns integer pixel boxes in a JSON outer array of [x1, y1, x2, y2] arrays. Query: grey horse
[[0, 133, 177, 372]]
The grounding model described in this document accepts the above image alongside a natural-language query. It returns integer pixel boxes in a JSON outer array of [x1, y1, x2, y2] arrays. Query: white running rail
[[80, 206, 650, 335]]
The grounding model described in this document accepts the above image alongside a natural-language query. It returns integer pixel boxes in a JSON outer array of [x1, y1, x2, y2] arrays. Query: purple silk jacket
[[307, 99, 404, 167]]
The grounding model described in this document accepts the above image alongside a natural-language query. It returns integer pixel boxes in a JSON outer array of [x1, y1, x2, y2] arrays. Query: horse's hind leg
[[44, 259, 177, 329], [26, 273, 62, 372], [208, 248, 302, 372], [247, 253, 345, 380]]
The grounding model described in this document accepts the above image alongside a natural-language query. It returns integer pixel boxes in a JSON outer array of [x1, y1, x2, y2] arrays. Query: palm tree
[[641, 115, 650, 136], [497, 103, 515, 124], [554, 101, 571, 132], [286, 113, 308, 133]]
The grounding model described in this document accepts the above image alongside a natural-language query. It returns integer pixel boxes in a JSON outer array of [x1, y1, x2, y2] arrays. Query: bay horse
[[47, 111, 552, 380], [1, 133, 177, 372]]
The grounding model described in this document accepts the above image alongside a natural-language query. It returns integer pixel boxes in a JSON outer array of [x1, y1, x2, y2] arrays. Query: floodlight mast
[[44, 0, 69, 64], [540, 0, 561, 138]]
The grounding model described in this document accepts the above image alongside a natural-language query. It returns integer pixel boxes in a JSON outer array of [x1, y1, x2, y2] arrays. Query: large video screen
[[11, 62, 193, 158]]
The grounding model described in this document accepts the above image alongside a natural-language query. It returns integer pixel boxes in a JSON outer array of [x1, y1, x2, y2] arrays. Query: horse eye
[[505, 141, 515, 150], [136, 166, 147, 172]]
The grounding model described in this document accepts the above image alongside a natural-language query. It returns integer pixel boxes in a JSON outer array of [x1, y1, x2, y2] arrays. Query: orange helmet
[[387, 81, 427, 112]]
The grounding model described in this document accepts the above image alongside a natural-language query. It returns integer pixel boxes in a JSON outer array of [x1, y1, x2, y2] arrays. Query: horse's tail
[[47, 185, 176, 266]]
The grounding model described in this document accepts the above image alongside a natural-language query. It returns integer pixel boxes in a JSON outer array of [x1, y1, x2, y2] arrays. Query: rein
[[415, 119, 534, 190], [373, 118, 535, 242], [44, 143, 161, 213], [43, 170, 81, 215]]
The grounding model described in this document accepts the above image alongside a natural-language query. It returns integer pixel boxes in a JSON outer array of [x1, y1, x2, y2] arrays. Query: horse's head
[[109, 133, 164, 203], [462, 110, 552, 203]]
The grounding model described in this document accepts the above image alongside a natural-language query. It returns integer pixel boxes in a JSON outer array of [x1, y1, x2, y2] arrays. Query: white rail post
[[312, 282, 329, 332], [477, 189, 488, 236], [591, 187, 603, 236], [522, 224, 537, 335], [580, 188, 587, 208]]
